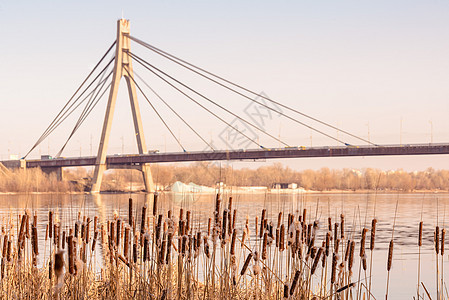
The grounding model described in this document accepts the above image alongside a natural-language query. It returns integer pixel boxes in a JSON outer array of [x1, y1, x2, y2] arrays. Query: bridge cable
[[37, 57, 115, 143], [123, 66, 187, 152], [131, 54, 266, 149], [55, 69, 114, 157], [130, 36, 375, 146], [130, 52, 290, 148], [40, 71, 113, 150], [24, 51, 116, 158], [133, 71, 215, 151]]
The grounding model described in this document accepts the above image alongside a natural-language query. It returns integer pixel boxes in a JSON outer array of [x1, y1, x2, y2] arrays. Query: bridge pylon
[[91, 19, 154, 193]]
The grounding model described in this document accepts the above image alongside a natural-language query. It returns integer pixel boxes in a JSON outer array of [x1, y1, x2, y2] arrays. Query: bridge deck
[[2, 143, 447, 169]]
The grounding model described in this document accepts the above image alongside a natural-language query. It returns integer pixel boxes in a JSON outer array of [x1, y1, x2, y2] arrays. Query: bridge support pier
[[41, 167, 64, 181], [91, 19, 154, 194]]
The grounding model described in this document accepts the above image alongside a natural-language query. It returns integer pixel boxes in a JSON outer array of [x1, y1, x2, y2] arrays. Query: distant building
[[272, 183, 298, 189]]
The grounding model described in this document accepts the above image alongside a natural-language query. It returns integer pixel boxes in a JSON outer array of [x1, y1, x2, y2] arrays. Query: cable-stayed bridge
[[2, 19, 449, 193]]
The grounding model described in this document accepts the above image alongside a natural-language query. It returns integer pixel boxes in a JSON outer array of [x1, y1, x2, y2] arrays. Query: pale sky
[[0, 1, 448, 171]]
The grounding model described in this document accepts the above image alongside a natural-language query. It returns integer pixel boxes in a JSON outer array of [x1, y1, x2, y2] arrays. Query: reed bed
[[0, 193, 445, 299]]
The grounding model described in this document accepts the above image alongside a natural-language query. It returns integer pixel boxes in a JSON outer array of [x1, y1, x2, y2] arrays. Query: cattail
[[262, 232, 268, 260], [240, 253, 253, 275], [166, 232, 173, 264], [362, 255, 367, 271], [141, 205, 147, 235], [196, 231, 201, 251], [207, 218, 211, 236], [86, 217, 91, 242], [232, 209, 237, 230], [255, 216, 259, 238], [280, 224, 285, 251], [92, 230, 98, 252], [32, 225, 38, 256], [435, 226, 440, 254], [204, 237, 210, 258], [124, 227, 130, 260], [128, 198, 133, 225], [153, 193, 158, 216], [328, 217, 332, 231], [311, 247, 323, 275], [215, 194, 221, 224], [260, 209, 266, 238], [336, 282, 356, 293], [186, 211, 191, 234], [348, 241, 355, 274], [303, 208, 307, 224], [334, 223, 339, 244], [370, 218, 377, 250], [334, 238, 340, 254], [277, 212, 282, 228], [294, 229, 300, 254], [143, 235, 149, 261], [242, 230, 247, 247], [387, 239, 394, 271], [75, 222, 79, 238], [360, 228, 368, 257], [2, 235, 7, 258], [418, 221, 423, 247], [6, 240, 11, 262], [340, 214, 345, 239], [132, 241, 137, 264], [344, 239, 351, 261], [283, 285, 289, 299], [441, 229, 446, 255], [290, 270, 300, 296], [325, 231, 331, 257], [62, 231, 66, 249], [156, 215, 163, 244], [54, 251, 64, 280], [331, 252, 337, 284], [110, 221, 115, 248], [159, 238, 166, 264], [230, 229, 237, 255], [181, 235, 187, 255], [222, 210, 228, 241], [49, 211, 53, 239], [68, 235, 74, 274]]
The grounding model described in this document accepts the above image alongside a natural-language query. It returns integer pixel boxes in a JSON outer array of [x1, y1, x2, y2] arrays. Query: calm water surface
[[0, 192, 447, 299]]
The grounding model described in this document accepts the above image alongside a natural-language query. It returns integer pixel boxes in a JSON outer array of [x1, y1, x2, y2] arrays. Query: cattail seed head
[[311, 247, 323, 275], [418, 221, 423, 247], [435, 226, 440, 254], [370, 218, 377, 250], [387, 239, 394, 271], [441, 229, 446, 256]]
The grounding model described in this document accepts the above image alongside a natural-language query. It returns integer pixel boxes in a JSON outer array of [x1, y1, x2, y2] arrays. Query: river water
[[0, 191, 447, 299]]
